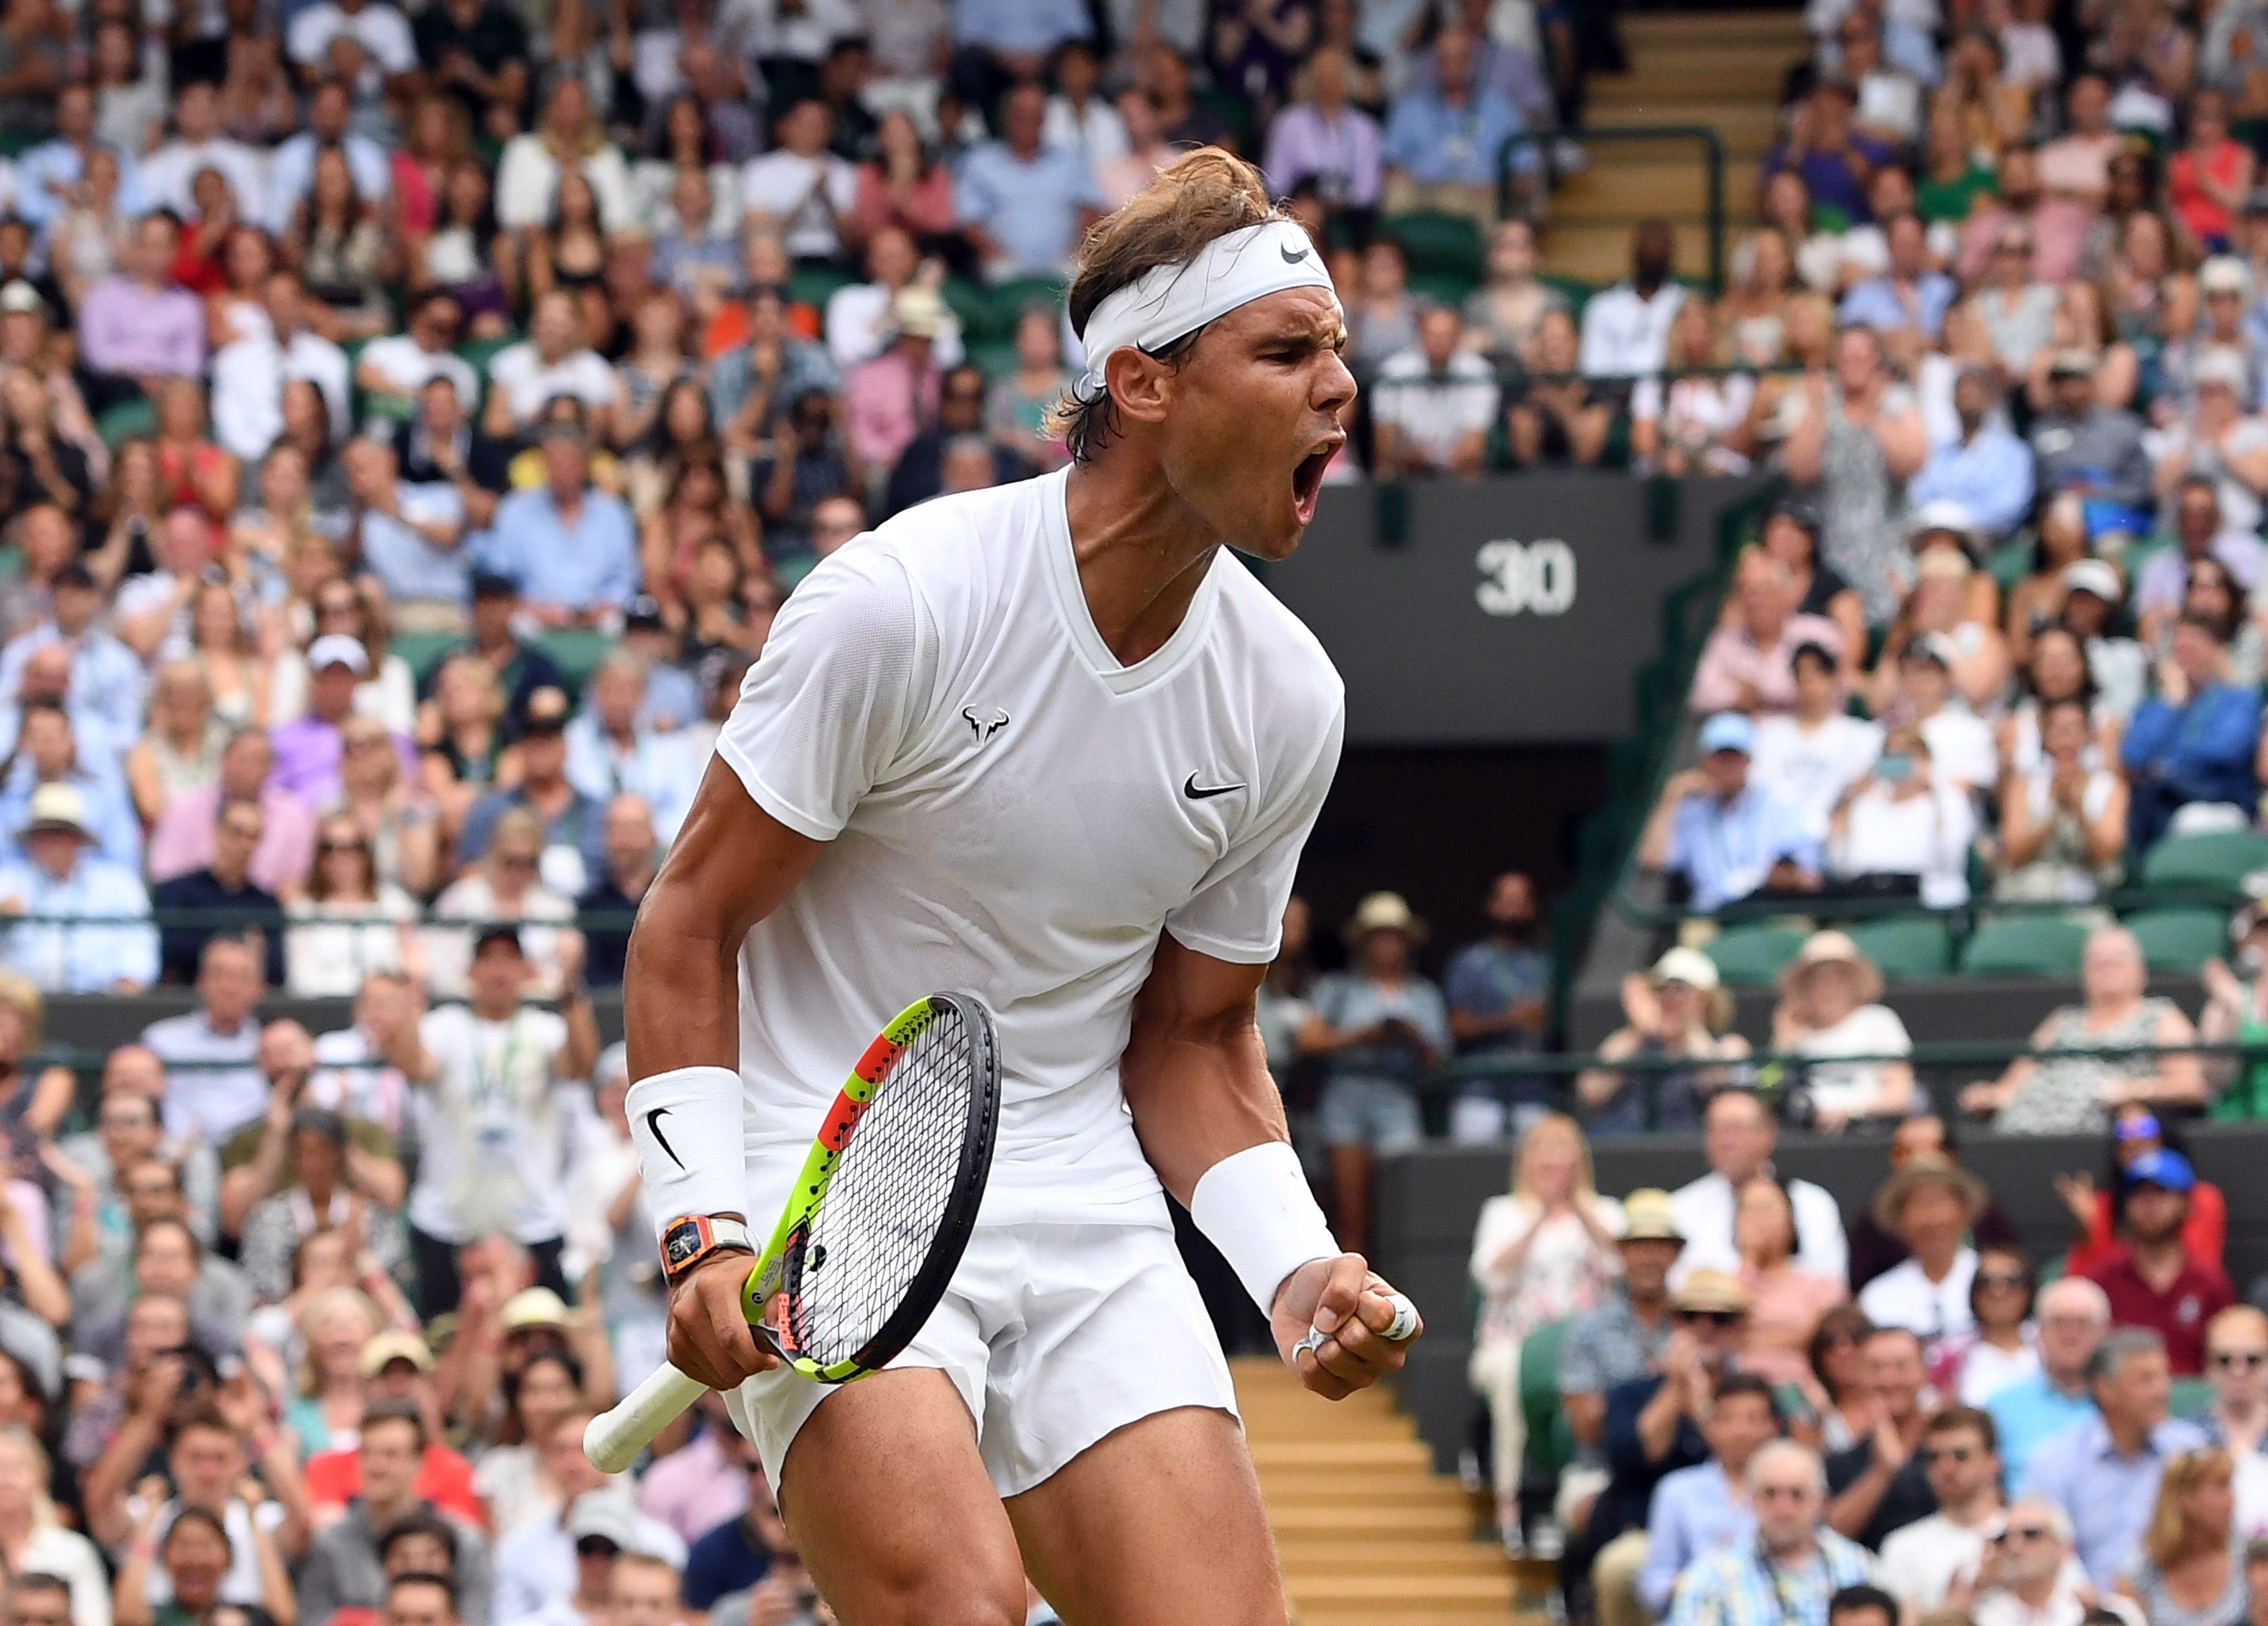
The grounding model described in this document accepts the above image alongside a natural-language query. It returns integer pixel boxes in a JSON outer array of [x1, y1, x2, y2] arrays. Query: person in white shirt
[[1753, 641, 1884, 838], [1972, 1500, 2141, 1626], [823, 226, 963, 372], [1858, 1154, 1985, 1347], [137, 82, 267, 223], [1827, 724, 1979, 907], [286, 0, 415, 82], [264, 80, 393, 238], [738, 97, 855, 262], [209, 271, 351, 461], [1373, 304, 1499, 477], [378, 924, 597, 1318], [495, 80, 635, 235], [483, 293, 617, 437], [355, 291, 480, 411], [1671, 1090, 1849, 1285], [1771, 930, 1914, 1130], [1878, 1404, 2007, 1614], [1579, 220, 1687, 380], [1894, 634, 2001, 791]]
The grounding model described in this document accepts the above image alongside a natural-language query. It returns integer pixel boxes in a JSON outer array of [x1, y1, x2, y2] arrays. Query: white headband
[[1071, 218, 1339, 403]]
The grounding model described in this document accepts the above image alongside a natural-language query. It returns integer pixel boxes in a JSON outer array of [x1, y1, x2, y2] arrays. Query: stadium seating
[[1842, 915, 1954, 981], [2138, 829, 2268, 894], [1703, 922, 1807, 985], [1957, 916, 2092, 978], [2122, 907, 2228, 974]]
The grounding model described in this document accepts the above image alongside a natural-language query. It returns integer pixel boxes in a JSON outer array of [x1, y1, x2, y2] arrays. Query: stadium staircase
[[1544, 9, 1807, 288], [1234, 1357, 1533, 1626]]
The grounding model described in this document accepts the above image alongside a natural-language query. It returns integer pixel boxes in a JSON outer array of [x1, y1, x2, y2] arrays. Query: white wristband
[[625, 1066, 748, 1250], [1189, 1141, 1339, 1319]]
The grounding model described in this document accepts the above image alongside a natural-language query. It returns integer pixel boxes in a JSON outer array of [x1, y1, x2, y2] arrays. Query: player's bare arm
[[623, 756, 820, 1392], [1122, 934, 1422, 1401]]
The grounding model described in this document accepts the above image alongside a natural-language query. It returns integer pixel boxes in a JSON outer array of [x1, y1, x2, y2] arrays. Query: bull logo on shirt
[[962, 705, 1011, 744]]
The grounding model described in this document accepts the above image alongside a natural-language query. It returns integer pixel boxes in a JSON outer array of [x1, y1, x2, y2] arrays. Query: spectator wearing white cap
[[0, 782, 154, 992], [1908, 369, 2036, 542], [1638, 712, 1822, 914], [492, 1432, 684, 1624], [271, 636, 415, 811], [1752, 641, 1884, 840], [1825, 722, 1980, 907], [1690, 551, 1845, 716], [1575, 948, 1752, 1136], [1880, 633, 2000, 794], [2062, 560, 2151, 722], [2154, 352, 2268, 536]]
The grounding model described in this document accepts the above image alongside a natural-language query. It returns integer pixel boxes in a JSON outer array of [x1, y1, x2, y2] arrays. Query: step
[[1291, 1613, 1525, 1626], [1576, 97, 1785, 141], [1590, 67, 1790, 104], [1253, 1438, 1435, 1469], [1621, 10, 1811, 47], [1553, 165, 1724, 220], [1541, 220, 1725, 286], [1267, 1501, 1488, 1533], [1287, 1574, 1519, 1608], [1276, 1540, 1510, 1577]]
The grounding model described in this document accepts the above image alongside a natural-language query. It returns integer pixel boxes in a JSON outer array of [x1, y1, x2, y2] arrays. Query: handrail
[[1501, 124, 1729, 295], [1605, 879, 2254, 933]]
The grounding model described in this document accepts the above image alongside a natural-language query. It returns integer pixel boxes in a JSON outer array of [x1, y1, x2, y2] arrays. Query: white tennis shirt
[[715, 466, 1345, 1217]]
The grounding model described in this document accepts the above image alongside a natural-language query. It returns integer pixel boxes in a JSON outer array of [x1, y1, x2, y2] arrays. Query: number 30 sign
[[1474, 538, 1577, 617]]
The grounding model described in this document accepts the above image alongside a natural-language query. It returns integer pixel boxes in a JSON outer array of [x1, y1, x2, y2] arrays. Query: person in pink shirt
[[635, 1400, 752, 1547], [841, 285, 945, 477], [147, 728, 316, 898], [1689, 550, 1845, 716], [2033, 73, 2122, 283]]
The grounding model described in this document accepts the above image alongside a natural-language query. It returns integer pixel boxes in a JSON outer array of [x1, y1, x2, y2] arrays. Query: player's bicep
[[647, 757, 825, 946]]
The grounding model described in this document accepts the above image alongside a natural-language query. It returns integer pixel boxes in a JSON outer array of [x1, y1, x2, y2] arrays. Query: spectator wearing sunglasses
[[1662, 1441, 1874, 1626], [1877, 1406, 2006, 1614], [1971, 1500, 2118, 1626], [2198, 1308, 2268, 1512], [1936, 1246, 2042, 1408]]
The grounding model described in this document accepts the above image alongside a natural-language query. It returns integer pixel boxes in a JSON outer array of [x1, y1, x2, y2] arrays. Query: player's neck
[[1063, 457, 1223, 668]]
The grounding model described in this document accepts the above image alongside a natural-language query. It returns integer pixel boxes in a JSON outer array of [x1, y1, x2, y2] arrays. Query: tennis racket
[[585, 991, 1001, 1473]]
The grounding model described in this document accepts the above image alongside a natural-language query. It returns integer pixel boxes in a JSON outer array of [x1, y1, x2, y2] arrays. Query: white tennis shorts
[[723, 1197, 1240, 1498]]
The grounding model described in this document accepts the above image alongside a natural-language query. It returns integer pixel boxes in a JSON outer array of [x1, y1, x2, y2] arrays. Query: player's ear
[[1104, 347, 1175, 428]]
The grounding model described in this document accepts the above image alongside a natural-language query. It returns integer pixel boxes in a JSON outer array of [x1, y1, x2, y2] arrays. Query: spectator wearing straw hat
[[1858, 1156, 1988, 1345], [1558, 1190, 1686, 1531], [1638, 713, 1822, 915], [1770, 932, 1915, 1132], [0, 783, 155, 994], [1295, 891, 1450, 1256], [1575, 948, 1752, 1138]]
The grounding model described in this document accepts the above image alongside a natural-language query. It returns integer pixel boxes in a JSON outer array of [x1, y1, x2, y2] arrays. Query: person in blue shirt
[[2121, 612, 2263, 850], [475, 424, 639, 626], [1637, 1373, 1783, 1616], [1761, 82, 1895, 227], [0, 781, 156, 994], [1442, 871, 1553, 1140], [1906, 369, 2037, 542], [2021, 1326, 2205, 1586], [682, 1460, 783, 1610], [1638, 713, 1823, 914], [1381, 25, 1527, 224], [955, 82, 1102, 281], [1988, 1276, 2114, 1492], [1837, 214, 1958, 352]]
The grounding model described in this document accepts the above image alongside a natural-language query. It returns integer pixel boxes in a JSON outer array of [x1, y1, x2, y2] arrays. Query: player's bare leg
[[1008, 1406, 1288, 1626], [776, 1369, 1027, 1626]]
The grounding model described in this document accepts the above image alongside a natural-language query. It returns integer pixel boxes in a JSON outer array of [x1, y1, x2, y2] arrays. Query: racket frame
[[738, 990, 1000, 1383]]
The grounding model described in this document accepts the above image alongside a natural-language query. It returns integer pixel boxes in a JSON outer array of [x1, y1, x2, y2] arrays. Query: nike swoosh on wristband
[[1183, 773, 1245, 799], [644, 1107, 685, 1171]]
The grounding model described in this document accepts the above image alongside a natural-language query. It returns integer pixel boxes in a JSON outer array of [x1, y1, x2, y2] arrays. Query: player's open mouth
[[1291, 440, 1337, 524]]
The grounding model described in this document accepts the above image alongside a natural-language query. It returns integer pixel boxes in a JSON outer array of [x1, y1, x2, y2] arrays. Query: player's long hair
[[1047, 148, 1286, 464]]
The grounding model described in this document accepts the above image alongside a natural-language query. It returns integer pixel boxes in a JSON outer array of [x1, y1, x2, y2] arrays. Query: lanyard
[[470, 1013, 529, 1114]]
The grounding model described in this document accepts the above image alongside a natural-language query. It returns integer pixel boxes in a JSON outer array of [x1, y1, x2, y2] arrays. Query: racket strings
[[788, 1005, 975, 1367]]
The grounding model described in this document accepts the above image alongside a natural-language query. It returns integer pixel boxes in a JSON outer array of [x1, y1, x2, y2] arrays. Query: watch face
[[663, 1226, 703, 1270]]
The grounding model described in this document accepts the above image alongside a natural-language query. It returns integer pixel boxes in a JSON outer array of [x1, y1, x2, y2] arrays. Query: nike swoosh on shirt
[[1183, 773, 1245, 799], [644, 1108, 685, 1171]]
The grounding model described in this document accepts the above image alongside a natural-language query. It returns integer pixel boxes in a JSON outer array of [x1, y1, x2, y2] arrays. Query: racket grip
[[585, 1364, 707, 1473]]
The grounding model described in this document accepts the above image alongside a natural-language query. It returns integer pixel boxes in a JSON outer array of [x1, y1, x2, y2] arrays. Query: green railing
[[1502, 124, 1730, 295], [1545, 478, 1785, 1021]]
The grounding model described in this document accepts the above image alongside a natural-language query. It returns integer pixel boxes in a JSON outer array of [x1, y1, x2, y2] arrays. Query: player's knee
[[864, 1581, 1023, 1626]]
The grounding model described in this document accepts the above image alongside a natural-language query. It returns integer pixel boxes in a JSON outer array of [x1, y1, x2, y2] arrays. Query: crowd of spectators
[[1463, 1094, 2268, 1626]]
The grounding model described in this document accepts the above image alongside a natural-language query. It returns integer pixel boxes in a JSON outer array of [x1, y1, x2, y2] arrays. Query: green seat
[[1982, 536, 2034, 595], [1844, 915, 1953, 980], [1516, 1318, 1575, 1482], [2171, 1377, 2214, 1421], [1407, 271, 1479, 308], [2140, 829, 2268, 892], [391, 630, 461, 685], [1705, 923, 1807, 986], [2123, 906, 2229, 974], [979, 276, 1066, 343], [964, 338, 1019, 384], [535, 628, 613, 691], [1381, 211, 1486, 285], [1538, 273, 1591, 322], [1959, 915, 2091, 978], [454, 334, 515, 381], [97, 398, 156, 449], [941, 274, 993, 334], [785, 264, 855, 312]]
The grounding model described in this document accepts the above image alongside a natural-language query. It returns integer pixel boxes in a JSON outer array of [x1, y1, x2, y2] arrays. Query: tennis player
[[621, 147, 1421, 1623]]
